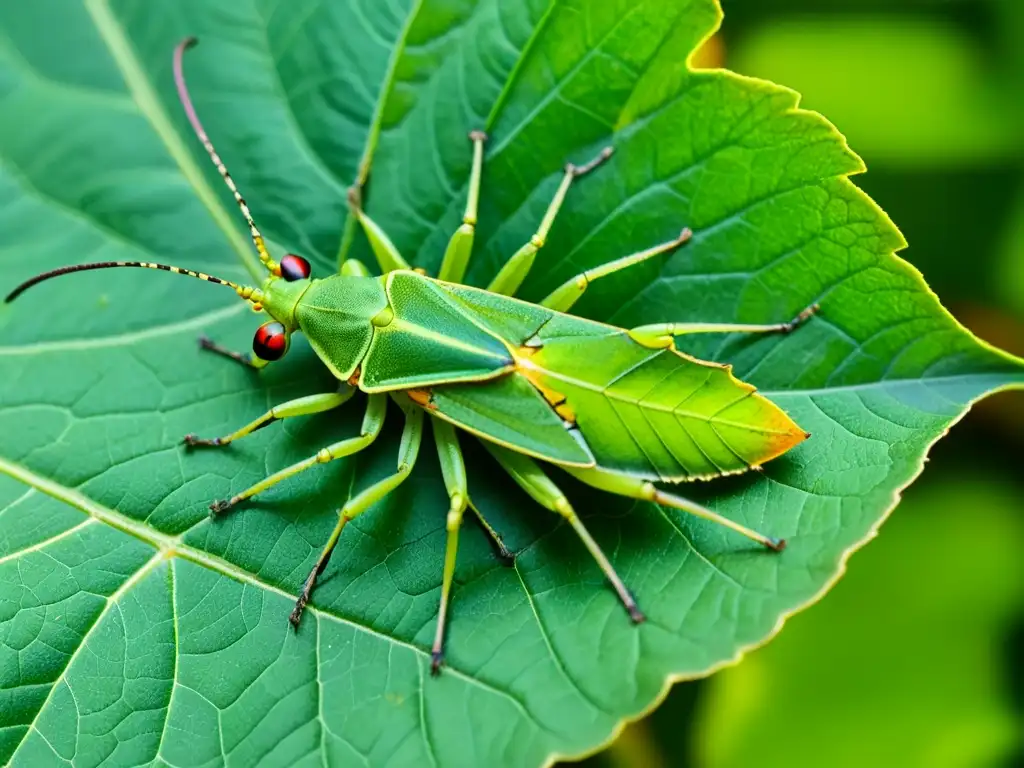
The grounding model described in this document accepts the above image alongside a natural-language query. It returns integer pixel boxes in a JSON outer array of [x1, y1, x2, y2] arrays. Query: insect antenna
[[173, 37, 278, 275], [4, 261, 261, 304]]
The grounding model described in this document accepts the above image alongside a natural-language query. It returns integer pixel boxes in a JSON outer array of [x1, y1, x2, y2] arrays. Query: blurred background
[[576, 0, 1024, 765]]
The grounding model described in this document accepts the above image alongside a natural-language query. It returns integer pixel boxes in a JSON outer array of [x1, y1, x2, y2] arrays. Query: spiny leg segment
[[465, 497, 514, 564], [290, 401, 425, 626], [426, 420, 513, 673], [196, 335, 268, 369]]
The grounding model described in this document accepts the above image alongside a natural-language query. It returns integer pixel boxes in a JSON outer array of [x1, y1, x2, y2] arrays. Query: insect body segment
[[4, 38, 819, 676]]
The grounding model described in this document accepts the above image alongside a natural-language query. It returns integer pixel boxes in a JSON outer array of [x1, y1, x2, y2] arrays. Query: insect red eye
[[280, 253, 311, 282], [253, 321, 288, 361]]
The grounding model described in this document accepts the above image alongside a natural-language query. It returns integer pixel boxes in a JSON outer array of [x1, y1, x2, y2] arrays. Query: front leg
[[207, 393, 387, 515], [198, 334, 268, 369], [184, 387, 355, 447]]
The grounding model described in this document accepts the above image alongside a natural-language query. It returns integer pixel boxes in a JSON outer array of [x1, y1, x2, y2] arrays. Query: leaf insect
[[5, 38, 818, 674]]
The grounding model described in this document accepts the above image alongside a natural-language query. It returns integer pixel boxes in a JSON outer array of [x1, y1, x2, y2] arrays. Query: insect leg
[[348, 185, 412, 273], [341, 258, 371, 277], [482, 442, 644, 623], [208, 393, 387, 515], [466, 497, 514, 564], [628, 305, 820, 349], [437, 131, 487, 284], [429, 418, 468, 674], [184, 387, 355, 447], [196, 336, 269, 369], [539, 228, 692, 312], [290, 402, 425, 627], [562, 465, 786, 551], [486, 147, 614, 297]]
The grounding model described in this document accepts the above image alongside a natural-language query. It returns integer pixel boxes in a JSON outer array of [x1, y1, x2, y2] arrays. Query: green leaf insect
[[5, 38, 818, 674]]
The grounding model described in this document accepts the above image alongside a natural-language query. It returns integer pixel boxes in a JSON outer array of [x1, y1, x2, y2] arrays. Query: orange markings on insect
[[347, 367, 361, 387], [761, 414, 811, 464], [514, 348, 577, 425], [406, 388, 436, 410]]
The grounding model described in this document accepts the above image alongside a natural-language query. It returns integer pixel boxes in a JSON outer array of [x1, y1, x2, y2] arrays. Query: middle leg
[[429, 417, 468, 674], [481, 441, 645, 623], [290, 401, 425, 626]]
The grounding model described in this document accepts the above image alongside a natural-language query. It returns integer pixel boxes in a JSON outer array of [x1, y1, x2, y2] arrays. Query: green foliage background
[[581, 0, 1024, 765], [0, 0, 1020, 766]]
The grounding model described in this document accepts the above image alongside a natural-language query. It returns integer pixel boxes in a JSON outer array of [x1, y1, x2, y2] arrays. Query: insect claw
[[198, 334, 214, 349], [346, 184, 363, 212], [627, 603, 646, 624], [767, 537, 787, 552], [430, 650, 445, 676], [568, 145, 614, 177], [495, 546, 515, 567], [288, 601, 305, 629], [468, 129, 487, 142], [183, 433, 220, 448], [209, 498, 234, 516]]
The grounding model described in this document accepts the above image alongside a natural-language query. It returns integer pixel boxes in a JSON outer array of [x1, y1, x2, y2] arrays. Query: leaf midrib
[[0, 452, 543, 722]]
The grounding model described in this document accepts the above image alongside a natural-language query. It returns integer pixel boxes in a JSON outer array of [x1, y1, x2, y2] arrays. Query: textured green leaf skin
[[524, 321, 807, 482]]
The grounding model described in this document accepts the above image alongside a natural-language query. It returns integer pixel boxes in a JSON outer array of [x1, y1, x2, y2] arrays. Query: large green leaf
[[0, 1, 1021, 766]]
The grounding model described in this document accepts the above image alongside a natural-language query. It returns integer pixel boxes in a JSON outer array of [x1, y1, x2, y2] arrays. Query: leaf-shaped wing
[[524, 319, 808, 482]]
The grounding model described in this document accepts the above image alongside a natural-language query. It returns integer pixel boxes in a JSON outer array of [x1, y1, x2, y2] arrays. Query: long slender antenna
[[4, 261, 261, 304], [173, 37, 278, 274]]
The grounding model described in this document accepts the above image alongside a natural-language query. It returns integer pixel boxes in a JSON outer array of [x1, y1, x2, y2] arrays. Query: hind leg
[[562, 465, 785, 551], [539, 229, 692, 312], [482, 441, 644, 622], [628, 305, 820, 349], [429, 418, 468, 674]]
